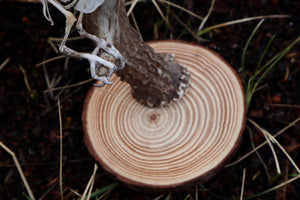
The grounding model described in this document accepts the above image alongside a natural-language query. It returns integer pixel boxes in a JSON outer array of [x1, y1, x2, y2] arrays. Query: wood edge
[[81, 40, 247, 191]]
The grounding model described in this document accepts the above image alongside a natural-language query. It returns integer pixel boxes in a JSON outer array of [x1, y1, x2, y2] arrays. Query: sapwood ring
[[82, 41, 246, 190]]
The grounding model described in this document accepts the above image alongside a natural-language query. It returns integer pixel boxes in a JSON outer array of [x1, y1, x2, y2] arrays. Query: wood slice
[[82, 41, 246, 190]]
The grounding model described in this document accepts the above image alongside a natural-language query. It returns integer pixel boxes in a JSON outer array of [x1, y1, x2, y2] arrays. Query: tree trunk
[[84, 0, 190, 107]]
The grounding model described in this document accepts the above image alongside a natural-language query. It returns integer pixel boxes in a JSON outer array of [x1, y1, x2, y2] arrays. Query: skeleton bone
[[39, 0, 124, 86]]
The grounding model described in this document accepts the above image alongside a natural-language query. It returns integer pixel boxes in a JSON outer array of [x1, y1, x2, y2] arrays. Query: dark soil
[[0, 0, 299, 199]]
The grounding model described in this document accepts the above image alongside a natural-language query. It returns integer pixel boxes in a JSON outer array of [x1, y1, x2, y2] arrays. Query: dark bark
[[84, 0, 190, 107]]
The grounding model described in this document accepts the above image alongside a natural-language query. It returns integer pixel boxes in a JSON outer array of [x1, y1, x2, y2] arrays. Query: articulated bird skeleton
[[39, 0, 124, 86]]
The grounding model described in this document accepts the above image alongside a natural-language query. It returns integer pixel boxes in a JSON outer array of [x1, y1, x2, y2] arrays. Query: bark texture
[[84, 0, 190, 107]]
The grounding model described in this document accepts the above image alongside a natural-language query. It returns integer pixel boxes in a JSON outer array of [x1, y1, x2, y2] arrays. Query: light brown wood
[[82, 41, 246, 190]]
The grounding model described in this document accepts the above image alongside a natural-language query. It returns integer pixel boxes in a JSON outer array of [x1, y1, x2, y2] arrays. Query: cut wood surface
[[82, 41, 246, 190]]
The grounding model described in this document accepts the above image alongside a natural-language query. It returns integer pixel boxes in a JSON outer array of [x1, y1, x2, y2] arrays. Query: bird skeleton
[[39, 0, 124, 86]]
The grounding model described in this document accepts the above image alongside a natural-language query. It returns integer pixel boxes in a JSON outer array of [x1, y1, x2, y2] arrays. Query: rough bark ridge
[[84, 0, 190, 107]]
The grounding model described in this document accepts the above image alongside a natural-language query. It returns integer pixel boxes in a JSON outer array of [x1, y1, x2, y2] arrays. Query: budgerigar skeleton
[[39, 0, 124, 86]]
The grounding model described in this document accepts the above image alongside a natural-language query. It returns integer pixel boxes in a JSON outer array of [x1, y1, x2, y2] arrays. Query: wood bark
[[84, 0, 190, 107]]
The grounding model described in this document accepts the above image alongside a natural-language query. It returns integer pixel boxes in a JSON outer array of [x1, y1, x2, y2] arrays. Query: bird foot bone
[[39, 0, 124, 87]]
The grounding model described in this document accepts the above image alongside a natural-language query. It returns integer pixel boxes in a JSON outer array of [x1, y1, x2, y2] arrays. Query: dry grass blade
[[198, 0, 215, 32], [57, 98, 64, 200], [151, 0, 172, 31], [195, 185, 198, 200], [44, 78, 93, 93], [19, 65, 32, 93], [248, 119, 281, 174], [153, 194, 165, 200], [0, 141, 35, 200], [81, 163, 98, 200], [266, 134, 300, 173], [35, 55, 66, 67], [240, 168, 246, 200], [158, 0, 203, 20], [161, 4, 200, 41], [266, 103, 300, 109], [126, 0, 203, 20], [247, 126, 270, 179], [126, 0, 139, 16], [47, 36, 84, 53], [0, 57, 11, 71], [6, 0, 40, 2], [198, 15, 291, 36], [226, 117, 300, 167], [129, 12, 143, 39], [246, 174, 300, 199], [248, 119, 300, 174], [38, 180, 58, 200]]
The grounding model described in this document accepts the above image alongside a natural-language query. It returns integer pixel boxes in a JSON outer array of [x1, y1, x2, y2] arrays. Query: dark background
[[0, 0, 299, 199]]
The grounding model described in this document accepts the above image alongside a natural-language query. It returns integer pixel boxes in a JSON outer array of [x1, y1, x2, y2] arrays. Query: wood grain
[[82, 41, 246, 190]]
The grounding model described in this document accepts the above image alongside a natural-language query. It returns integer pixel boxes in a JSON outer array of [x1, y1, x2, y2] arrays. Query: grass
[[1, 0, 299, 199], [241, 19, 300, 111]]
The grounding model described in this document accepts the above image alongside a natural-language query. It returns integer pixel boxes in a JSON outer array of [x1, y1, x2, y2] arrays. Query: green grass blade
[[255, 34, 276, 71], [81, 182, 118, 200], [164, 193, 172, 200], [241, 19, 265, 80], [253, 36, 300, 91], [245, 175, 300, 199]]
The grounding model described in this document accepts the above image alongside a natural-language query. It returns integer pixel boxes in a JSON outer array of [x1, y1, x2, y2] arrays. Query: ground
[[0, 0, 299, 199]]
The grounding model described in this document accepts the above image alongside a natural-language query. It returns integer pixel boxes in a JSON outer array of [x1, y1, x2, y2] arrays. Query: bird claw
[[39, 0, 124, 87], [93, 80, 114, 87]]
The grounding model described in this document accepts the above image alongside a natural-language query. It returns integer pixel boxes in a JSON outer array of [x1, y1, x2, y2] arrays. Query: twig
[[58, 98, 64, 200], [0, 57, 11, 71], [0, 142, 35, 200]]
